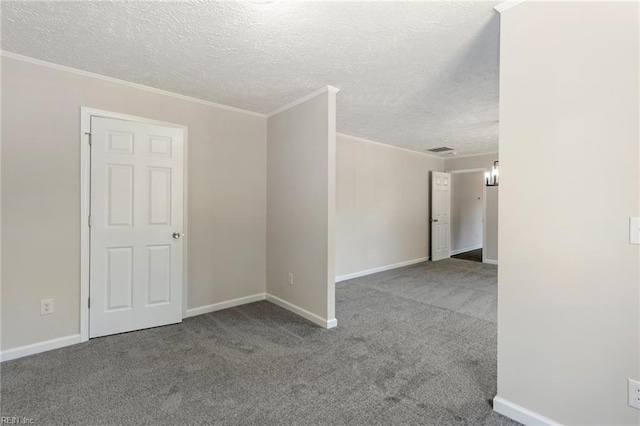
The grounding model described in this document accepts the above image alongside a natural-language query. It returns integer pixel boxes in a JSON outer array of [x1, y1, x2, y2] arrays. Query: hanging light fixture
[[485, 161, 499, 187]]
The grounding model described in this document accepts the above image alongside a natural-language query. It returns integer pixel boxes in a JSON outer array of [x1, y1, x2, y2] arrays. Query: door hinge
[[88, 215, 92, 227], [85, 132, 92, 145], [88, 298, 90, 309]]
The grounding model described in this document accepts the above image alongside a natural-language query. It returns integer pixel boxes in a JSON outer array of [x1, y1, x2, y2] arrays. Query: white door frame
[[80, 107, 189, 342], [447, 168, 488, 264]]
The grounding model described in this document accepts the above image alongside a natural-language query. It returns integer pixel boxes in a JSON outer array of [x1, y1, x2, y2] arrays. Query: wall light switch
[[630, 217, 640, 245]]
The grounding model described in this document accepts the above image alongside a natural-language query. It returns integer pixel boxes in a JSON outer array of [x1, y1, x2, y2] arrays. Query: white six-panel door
[[431, 171, 451, 261], [90, 117, 184, 338]]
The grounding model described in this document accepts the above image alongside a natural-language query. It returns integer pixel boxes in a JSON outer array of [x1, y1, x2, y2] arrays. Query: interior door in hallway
[[90, 117, 184, 338], [431, 171, 451, 261]]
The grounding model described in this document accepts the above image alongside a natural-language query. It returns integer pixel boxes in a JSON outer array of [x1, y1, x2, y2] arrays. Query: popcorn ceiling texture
[[1, 1, 500, 156]]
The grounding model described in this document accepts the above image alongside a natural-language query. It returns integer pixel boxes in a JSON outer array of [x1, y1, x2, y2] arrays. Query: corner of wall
[[265, 87, 337, 326]]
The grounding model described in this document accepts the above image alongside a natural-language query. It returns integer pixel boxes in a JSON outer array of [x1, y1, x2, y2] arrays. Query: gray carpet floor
[[1, 259, 519, 425]]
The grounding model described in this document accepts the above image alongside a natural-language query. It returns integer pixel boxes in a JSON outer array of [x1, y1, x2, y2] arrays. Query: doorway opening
[[451, 247, 483, 262], [450, 169, 485, 263]]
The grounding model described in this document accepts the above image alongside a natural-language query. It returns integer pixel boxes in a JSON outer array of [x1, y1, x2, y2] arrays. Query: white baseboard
[[493, 396, 560, 425], [265, 293, 337, 329], [2, 292, 334, 362], [450, 244, 483, 256], [484, 259, 498, 265], [1, 334, 81, 362], [335, 257, 428, 282], [185, 293, 266, 318]]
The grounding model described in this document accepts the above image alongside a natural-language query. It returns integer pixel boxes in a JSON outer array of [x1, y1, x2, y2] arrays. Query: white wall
[[336, 134, 444, 279], [445, 153, 498, 171], [1, 57, 267, 351], [266, 88, 337, 327], [496, 2, 639, 425], [485, 189, 498, 264], [450, 172, 484, 254], [445, 153, 499, 263]]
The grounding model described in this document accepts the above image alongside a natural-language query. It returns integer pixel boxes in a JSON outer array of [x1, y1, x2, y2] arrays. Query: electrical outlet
[[287, 272, 294, 286], [629, 379, 640, 410], [40, 299, 54, 315]]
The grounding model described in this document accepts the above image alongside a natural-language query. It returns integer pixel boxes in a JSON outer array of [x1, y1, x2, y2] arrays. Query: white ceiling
[[2, 1, 500, 156]]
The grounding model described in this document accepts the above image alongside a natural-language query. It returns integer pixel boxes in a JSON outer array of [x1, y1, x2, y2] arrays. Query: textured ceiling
[[2, 1, 500, 156]]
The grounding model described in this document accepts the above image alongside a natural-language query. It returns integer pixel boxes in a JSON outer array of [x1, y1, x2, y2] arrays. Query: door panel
[[106, 247, 133, 311], [107, 130, 134, 154], [148, 167, 172, 225], [147, 245, 171, 305], [149, 135, 172, 157], [106, 165, 134, 226], [90, 117, 184, 338], [431, 171, 451, 261]]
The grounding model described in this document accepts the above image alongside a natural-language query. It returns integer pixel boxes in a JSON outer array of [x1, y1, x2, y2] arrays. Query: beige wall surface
[[497, 2, 639, 425], [1, 58, 267, 351], [266, 90, 336, 323], [445, 153, 499, 262], [484, 189, 498, 264], [445, 153, 498, 172], [450, 172, 483, 253], [336, 134, 444, 278]]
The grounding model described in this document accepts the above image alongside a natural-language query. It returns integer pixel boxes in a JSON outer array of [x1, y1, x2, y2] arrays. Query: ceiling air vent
[[427, 147, 454, 153]]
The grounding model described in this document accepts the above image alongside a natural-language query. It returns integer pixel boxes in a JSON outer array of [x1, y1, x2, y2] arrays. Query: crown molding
[[337, 133, 498, 160], [267, 86, 340, 118], [444, 151, 499, 160], [1, 50, 267, 118], [494, 0, 526, 13], [336, 133, 445, 160]]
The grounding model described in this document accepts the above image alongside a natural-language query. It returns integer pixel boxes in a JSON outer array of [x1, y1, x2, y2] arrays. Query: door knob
[[430, 219, 439, 223], [172, 232, 183, 239]]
